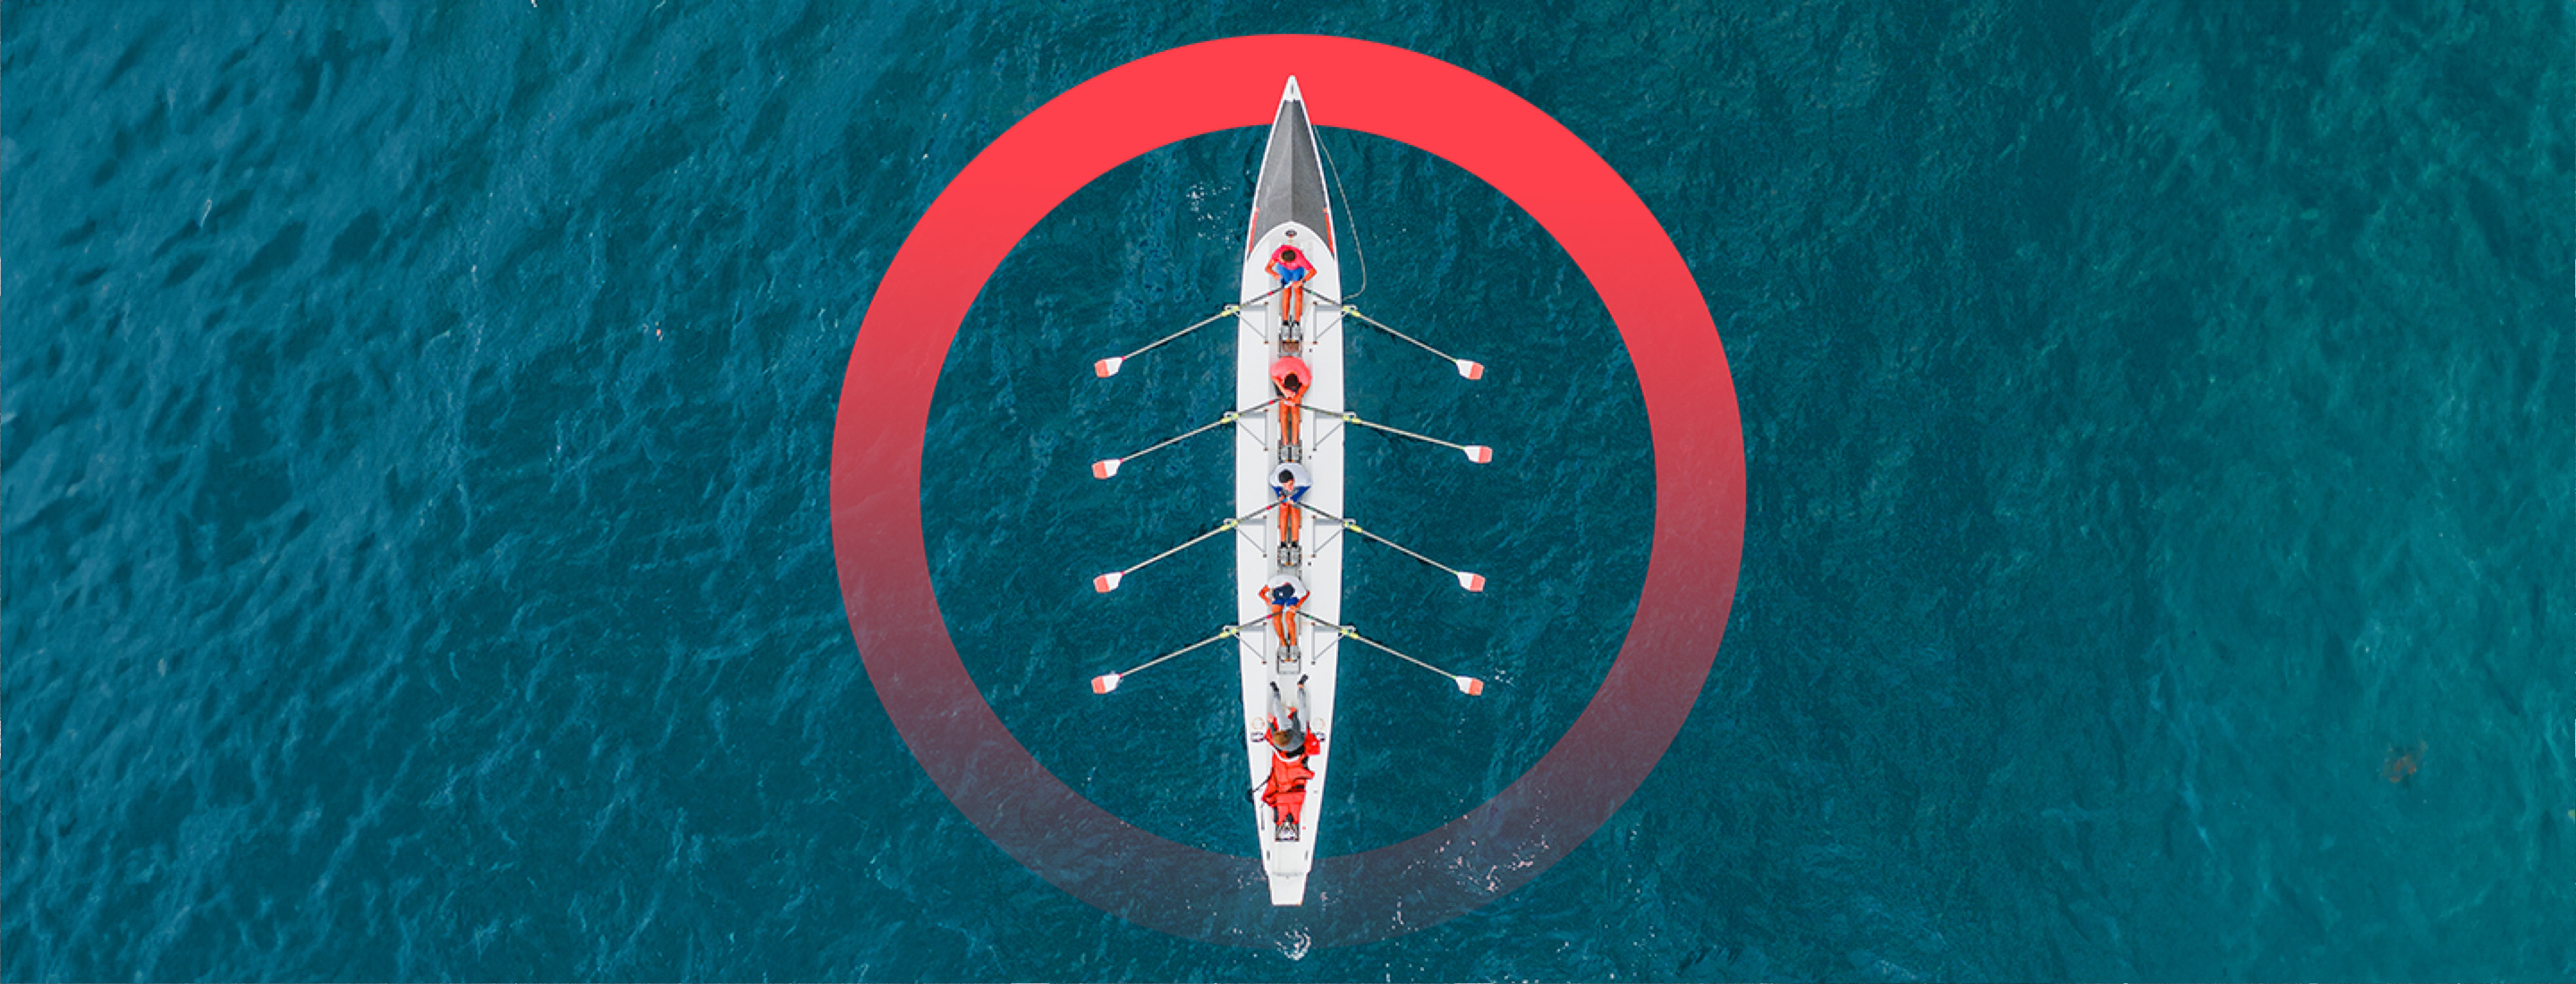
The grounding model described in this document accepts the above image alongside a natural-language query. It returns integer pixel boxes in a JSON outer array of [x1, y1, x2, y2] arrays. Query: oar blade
[[1091, 673, 1123, 694], [1092, 458, 1122, 479], [1093, 572, 1123, 593], [1456, 571, 1487, 592], [1456, 359, 1485, 380], [1094, 356, 1124, 378], [1455, 675, 1485, 696], [1464, 445, 1494, 464]]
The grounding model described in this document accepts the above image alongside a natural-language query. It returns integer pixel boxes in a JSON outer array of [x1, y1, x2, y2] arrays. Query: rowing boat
[[1236, 77, 1341, 906], [1085, 76, 1493, 911]]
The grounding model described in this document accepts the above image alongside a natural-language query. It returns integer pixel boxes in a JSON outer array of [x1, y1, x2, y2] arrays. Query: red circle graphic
[[831, 35, 1746, 947]]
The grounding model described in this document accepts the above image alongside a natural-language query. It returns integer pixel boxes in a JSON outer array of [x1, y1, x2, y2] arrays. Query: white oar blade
[[1092, 458, 1122, 479], [1456, 359, 1485, 380], [1455, 675, 1485, 696], [1464, 445, 1494, 464], [1457, 572, 1487, 592], [1091, 673, 1122, 694], [1094, 357, 1124, 378], [1093, 572, 1123, 593]]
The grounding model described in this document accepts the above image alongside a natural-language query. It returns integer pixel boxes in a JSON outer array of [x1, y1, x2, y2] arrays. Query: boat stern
[[1267, 870, 1309, 907]]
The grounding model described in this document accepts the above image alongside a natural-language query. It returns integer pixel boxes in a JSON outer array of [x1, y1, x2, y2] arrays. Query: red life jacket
[[1261, 734, 1320, 820], [1269, 356, 1312, 397]]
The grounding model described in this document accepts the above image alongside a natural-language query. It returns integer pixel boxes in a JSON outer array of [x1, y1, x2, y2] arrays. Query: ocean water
[[4, 2, 2570, 981]]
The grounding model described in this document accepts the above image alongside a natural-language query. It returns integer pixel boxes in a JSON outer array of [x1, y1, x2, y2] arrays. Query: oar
[[1342, 305, 1485, 380], [1093, 285, 1288, 377], [1092, 503, 1281, 592], [1092, 399, 1279, 479], [1302, 615, 1485, 695], [1306, 407, 1492, 464], [1091, 616, 1269, 693], [1298, 503, 1485, 592]]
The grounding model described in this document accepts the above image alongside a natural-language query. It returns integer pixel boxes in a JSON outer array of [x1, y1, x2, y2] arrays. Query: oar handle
[[1352, 522, 1461, 578], [1106, 289, 1285, 369], [1114, 307, 1233, 363], [1344, 414, 1462, 453], [1114, 519, 1234, 577], [1110, 504, 1282, 581], [1097, 617, 1274, 691], [1307, 616, 1464, 680], [1113, 397, 1282, 462], [1345, 306, 1460, 364], [1111, 413, 1232, 466], [1114, 625, 1240, 677], [1290, 505, 1483, 590]]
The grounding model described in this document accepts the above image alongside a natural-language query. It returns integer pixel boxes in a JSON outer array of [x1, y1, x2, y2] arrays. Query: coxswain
[[1263, 747, 1314, 838], [1261, 679, 1320, 838], [1264, 239, 1316, 327]]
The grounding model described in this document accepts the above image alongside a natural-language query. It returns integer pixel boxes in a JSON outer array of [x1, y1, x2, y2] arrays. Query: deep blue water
[[4, 2, 2571, 981]]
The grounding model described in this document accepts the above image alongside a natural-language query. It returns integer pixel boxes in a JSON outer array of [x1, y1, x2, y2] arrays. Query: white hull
[[1237, 78, 1341, 907]]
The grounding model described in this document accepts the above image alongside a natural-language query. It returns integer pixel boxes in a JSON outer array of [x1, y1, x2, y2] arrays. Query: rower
[[1264, 235, 1316, 330], [1270, 461, 1312, 564], [1270, 356, 1311, 454], [1258, 573, 1308, 655]]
